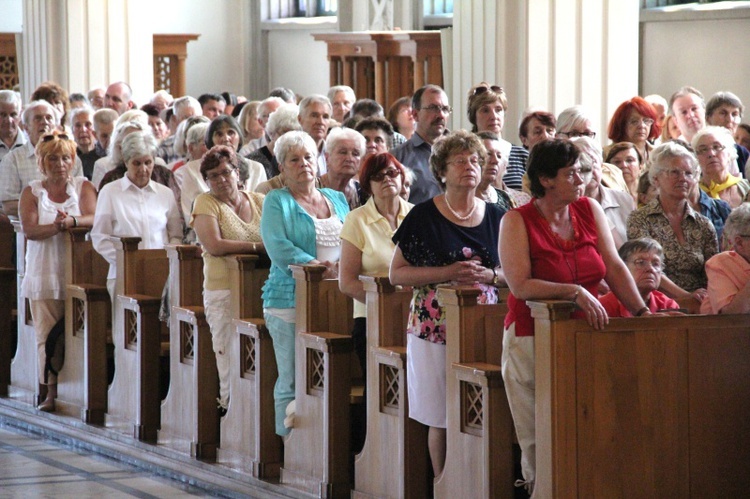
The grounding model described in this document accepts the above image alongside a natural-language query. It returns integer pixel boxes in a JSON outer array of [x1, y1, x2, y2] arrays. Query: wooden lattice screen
[[153, 34, 199, 97], [0, 34, 19, 90]]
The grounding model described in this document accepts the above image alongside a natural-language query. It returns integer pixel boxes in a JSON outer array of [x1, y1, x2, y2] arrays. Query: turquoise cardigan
[[260, 187, 350, 309]]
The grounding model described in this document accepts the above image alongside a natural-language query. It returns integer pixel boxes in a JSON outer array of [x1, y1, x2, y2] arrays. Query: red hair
[[607, 97, 661, 143], [359, 152, 405, 197]]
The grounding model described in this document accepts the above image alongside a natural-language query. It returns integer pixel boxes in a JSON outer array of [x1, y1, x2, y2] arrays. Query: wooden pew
[[529, 301, 750, 498], [434, 286, 514, 499], [0, 214, 16, 397], [58, 227, 110, 424], [352, 275, 431, 499], [280, 264, 355, 498], [219, 253, 282, 478], [159, 244, 221, 459], [106, 236, 169, 443], [9, 220, 37, 404]]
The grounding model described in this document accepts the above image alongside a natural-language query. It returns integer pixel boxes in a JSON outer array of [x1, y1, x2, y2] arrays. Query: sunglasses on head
[[472, 85, 504, 97], [42, 133, 69, 142]]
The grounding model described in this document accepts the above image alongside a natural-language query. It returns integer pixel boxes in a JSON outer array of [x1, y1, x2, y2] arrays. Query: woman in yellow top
[[339, 152, 413, 378], [191, 145, 265, 414], [693, 126, 750, 209]]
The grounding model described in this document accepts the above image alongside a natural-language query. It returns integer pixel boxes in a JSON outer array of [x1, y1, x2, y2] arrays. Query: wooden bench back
[[65, 227, 108, 286], [226, 253, 271, 320], [290, 264, 353, 336], [530, 301, 750, 498], [114, 236, 169, 298]]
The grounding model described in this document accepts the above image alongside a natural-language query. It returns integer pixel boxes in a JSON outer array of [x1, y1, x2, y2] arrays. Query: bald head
[[105, 82, 134, 115]]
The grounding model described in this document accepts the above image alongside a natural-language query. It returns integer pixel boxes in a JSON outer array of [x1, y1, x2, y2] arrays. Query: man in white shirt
[[0, 90, 26, 162]]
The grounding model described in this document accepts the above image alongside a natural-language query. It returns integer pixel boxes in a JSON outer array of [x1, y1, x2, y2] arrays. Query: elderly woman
[[91, 130, 183, 306], [500, 139, 649, 495], [605, 142, 644, 203], [702, 203, 750, 314], [387, 96, 415, 141], [390, 130, 505, 477], [169, 115, 211, 173], [599, 238, 680, 316], [476, 132, 530, 210], [20, 132, 97, 411], [206, 114, 267, 191], [573, 136, 635, 248], [248, 103, 301, 181], [321, 127, 366, 210], [466, 82, 528, 191], [191, 145, 265, 414], [606, 96, 661, 162], [519, 110, 556, 152], [627, 142, 718, 294], [173, 123, 210, 222], [693, 126, 750, 208], [91, 112, 149, 187], [339, 152, 412, 378], [260, 131, 349, 436]]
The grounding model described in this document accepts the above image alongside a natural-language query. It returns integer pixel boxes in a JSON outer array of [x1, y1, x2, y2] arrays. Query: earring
[[441, 177, 446, 183]]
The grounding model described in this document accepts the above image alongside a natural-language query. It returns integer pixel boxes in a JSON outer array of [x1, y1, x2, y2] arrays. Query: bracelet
[[572, 285, 581, 304], [491, 267, 499, 285], [635, 306, 650, 317], [72, 216, 78, 228]]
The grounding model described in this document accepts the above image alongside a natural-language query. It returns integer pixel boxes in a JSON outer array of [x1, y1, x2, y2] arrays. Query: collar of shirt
[[119, 174, 156, 193], [645, 196, 698, 221], [361, 195, 411, 226]]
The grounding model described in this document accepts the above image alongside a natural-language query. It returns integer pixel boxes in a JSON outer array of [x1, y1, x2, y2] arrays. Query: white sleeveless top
[[21, 177, 86, 300]]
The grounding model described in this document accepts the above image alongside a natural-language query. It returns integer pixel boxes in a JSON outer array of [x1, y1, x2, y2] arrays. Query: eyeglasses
[[629, 258, 663, 271], [559, 130, 597, 139], [447, 156, 483, 167], [41, 133, 70, 142], [664, 169, 695, 180], [472, 85, 504, 97], [371, 168, 401, 182], [419, 104, 453, 115], [695, 143, 726, 156], [206, 168, 236, 182], [627, 118, 655, 128]]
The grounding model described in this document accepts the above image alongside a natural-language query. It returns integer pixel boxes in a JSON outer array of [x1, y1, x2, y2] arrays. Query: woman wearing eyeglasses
[[191, 145, 265, 415], [693, 126, 750, 209], [390, 130, 505, 477], [466, 82, 528, 191], [339, 152, 412, 386], [19, 131, 97, 412], [627, 142, 718, 294], [606, 96, 661, 163]]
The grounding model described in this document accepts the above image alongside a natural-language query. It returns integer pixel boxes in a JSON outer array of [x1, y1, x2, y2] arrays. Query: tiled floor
[[0, 424, 216, 498]]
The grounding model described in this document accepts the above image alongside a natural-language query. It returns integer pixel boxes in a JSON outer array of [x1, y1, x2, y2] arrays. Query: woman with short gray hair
[[248, 103, 301, 180], [702, 202, 750, 314], [693, 125, 749, 207]]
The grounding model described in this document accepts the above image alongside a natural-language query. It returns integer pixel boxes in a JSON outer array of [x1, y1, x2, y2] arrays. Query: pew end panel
[[290, 264, 354, 337], [281, 331, 353, 498], [219, 318, 282, 479], [226, 253, 271, 321], [529, 300, 750, 498]]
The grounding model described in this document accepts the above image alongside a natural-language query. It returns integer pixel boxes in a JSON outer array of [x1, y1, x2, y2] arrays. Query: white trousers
[[29, 299, 65, 385], [203, 289, 232, 408]]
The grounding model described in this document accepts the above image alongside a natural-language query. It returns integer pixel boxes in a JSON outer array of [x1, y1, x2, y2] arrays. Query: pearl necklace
[[444, 195, 477, 221]]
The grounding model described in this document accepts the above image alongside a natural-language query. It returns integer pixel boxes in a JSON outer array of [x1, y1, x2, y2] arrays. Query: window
[[268, 0, 337, 18], [424, 0, 453, 28]]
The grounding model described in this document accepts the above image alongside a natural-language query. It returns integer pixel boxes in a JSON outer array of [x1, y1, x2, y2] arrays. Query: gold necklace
[[444, 194, 477, 221]]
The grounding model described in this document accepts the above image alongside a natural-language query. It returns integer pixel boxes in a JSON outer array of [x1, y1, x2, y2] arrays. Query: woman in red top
[[499, 139, 648, 495]]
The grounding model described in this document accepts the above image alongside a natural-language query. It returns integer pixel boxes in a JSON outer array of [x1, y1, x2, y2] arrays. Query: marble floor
[[0, 423, 221, 498]]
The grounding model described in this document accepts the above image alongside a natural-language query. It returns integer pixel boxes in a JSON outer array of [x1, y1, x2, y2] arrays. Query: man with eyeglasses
[[0, 100, 83, 217], [391, 84, 450, 204]]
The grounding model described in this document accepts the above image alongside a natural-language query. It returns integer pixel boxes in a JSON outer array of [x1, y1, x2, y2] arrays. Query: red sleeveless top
[[505, 198, 606, 336]]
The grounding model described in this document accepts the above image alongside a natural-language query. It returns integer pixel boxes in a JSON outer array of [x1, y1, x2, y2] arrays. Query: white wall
[[266, 26, 334, 99], [641, 15, 750, 107], [0, 0, 22, 32]]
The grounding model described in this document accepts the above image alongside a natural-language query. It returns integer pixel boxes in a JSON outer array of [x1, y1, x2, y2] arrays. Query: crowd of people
[[2, 78, 750, 496]]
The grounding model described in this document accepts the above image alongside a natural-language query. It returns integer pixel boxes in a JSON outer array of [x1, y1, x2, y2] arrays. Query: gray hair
[[556, 105, 594, 135], [68, 106, 94, 129], [22, 100, 60, 126], [298, 94, 332, 118], [0, 90, 21, 110], [569, 136, 602, 170], [327, 85, 356, 104], [186, 122, 209, 147], [325, 126, 365, 156], [266, 104, 301, 138], [692, 126, 738, 163], [110, 120, 149, 165], [403, 166, 416, 185], [150, 89, 173, 104], [648, 141, 699, 183], [618, 237, 664, 263], [87, 87, 105, 101], [115, 109, 148, 127], [706, 91, 744, 120], [174, 115, 210, 157], [723, 203, 750, 241], [173, 95, 202, 120], [93, 108, 118, 131], [274, 130, 318, 166], [120, 130, 159, 166]]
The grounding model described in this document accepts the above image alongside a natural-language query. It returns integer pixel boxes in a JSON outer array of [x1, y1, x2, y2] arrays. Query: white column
[[449, 0, 640, 142]]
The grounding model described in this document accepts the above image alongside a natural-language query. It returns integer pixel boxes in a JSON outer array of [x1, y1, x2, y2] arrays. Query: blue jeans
[[264, 313, 296, 436]]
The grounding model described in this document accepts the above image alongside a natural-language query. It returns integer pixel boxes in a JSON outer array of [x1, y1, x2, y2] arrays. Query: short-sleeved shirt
[[701, 251, 750, 314], [599, 290, 679, 317], [392, 200, 504, 344], [191, 191, 264, 291], [0, 141, 83, 203], [627, 198, 718, 291], [340, 196, 413, 318], [697, 190, 731, 243]]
